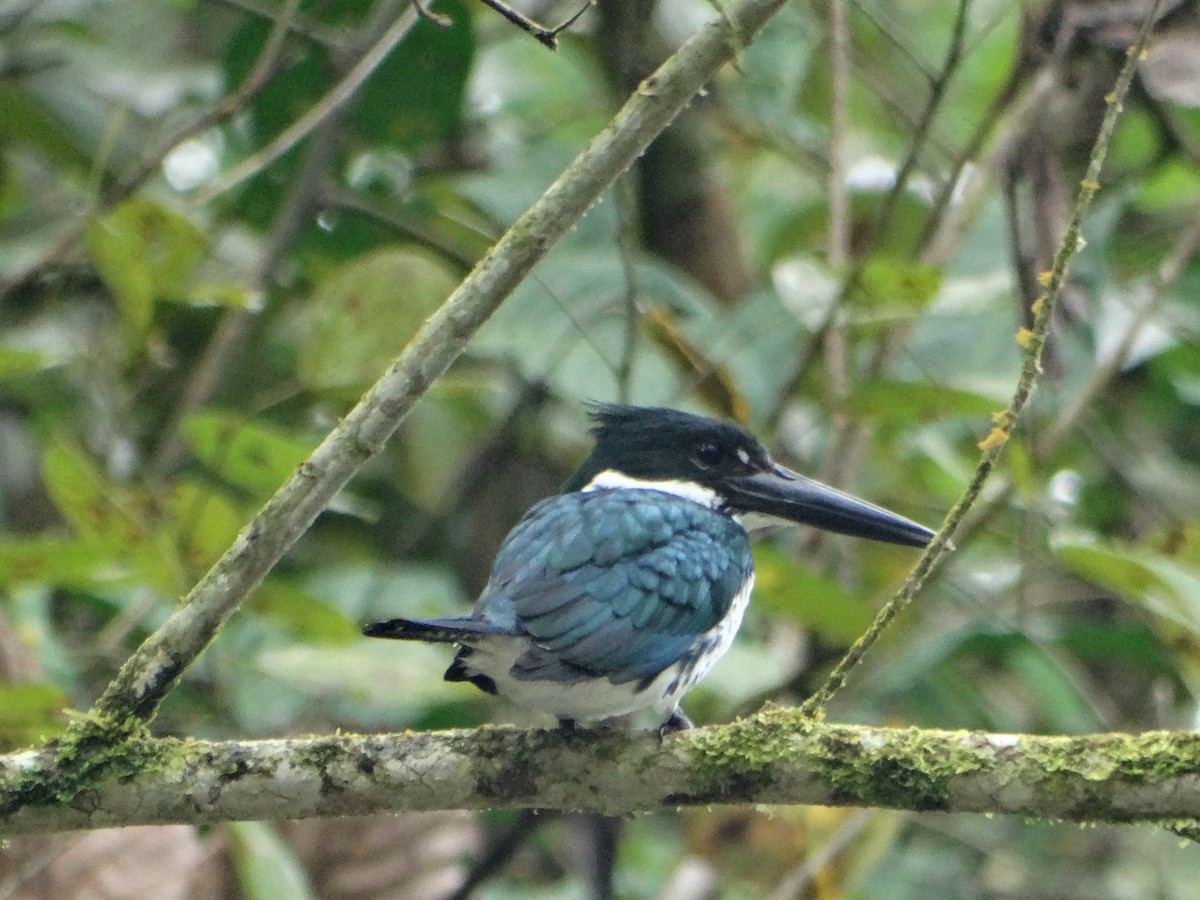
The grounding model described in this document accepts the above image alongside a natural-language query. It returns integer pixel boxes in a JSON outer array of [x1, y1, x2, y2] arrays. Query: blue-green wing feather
[[477, 489, 751, 685]]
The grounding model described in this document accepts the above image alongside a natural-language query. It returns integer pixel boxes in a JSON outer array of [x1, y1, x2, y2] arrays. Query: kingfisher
[[365, 405, 933, 735]]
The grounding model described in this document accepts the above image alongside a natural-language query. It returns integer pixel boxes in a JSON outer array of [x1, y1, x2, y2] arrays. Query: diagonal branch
[[4, 716, 1200, 836], [84, 0, 795, 729]]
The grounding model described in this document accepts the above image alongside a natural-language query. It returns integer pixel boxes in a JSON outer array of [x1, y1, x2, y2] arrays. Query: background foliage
[[2, 0, 1200, 895]]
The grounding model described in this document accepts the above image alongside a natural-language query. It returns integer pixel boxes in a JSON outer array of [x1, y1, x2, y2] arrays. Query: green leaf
[[1136, 159, 1200, 212], [0, 348, 51, 379], [248, 580, 358, 644], [0, 85, 90, 174], [395, 394, 483, 508], [0, 683, 69, 750], [186, 282, 261, 309], [353, 0, 475, 147], [226, 822, 316, 900], [1053, 533, 1200, 636], [83, 197, 207, 338], [0, 537, 110, 589], [256, 641, 466, 721], [844, 380, 1000, 423], [1006, 644, 1103, 733], [164, 481, 246, 574], [751, 543, 873, 644], [852, 258, 943, 319], [295, 245, 457, 390], [1057, 623, 1179, 678], [182, 411, 315, 498], [41, 443, 120, 541], [40, 443, 184, 592]]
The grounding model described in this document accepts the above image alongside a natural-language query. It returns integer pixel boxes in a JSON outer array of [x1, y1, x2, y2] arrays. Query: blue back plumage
[[475, 488, 752, 685]]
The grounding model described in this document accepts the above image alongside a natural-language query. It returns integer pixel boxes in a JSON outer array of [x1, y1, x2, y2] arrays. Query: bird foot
[[657, 709, 693, 741]]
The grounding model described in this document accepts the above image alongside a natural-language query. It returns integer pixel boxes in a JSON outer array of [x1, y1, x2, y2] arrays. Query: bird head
[[564, 404, 934, 548]]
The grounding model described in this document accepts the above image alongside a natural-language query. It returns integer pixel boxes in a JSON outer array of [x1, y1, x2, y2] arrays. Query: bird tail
[[362, 616, 513, 644]]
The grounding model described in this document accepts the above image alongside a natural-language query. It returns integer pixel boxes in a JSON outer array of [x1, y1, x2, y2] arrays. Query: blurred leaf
[[1056, 623, 1180, 678], [1053, 533, 1200, 635], [867, 623, 1010, 696], [395, 394, 481, 508], [296, 245, 457, 390], [1003, 437, 1038, 500], [306, 561, 467, 623], [1006, 644, 1102, 733], [644, 307, 750, 423], [183, 410, 315, 498], [1135, 159, 1200, 212], [186, 282, 261, 309], [0, 153, 21, 222], [0, 537, 110, 589], [41, 443, 126, 542], [353, 0, 474, 147], [248, 580, 358, 645], [164, 480, 245, 574], [40, 443, 184, 592], [256, 641, 466, 723], [751, 543, 872, 644], [852, 258, 943, 318], [0, 348, 50, 379], [227, 822, 316, 900], [0, 683, 69, 749], [222, 7, 330, 143], [694, 639, 786, 709], [845, 380, 999, 423], [0, 85, 90, 173], [1109, 107, 1161, 171], [84, 197, 207, 338], [221, 15, 327, 227], [725, 2, 818, 123]]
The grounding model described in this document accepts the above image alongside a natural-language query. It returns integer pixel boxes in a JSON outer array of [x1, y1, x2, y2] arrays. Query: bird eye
[[694, 443, 723, 468]]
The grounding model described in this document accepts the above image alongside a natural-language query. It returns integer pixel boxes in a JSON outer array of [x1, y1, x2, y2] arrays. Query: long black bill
[[727, 464, 935, 547]]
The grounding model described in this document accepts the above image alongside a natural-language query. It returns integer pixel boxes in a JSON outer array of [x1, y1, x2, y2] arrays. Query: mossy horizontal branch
[[3, 715, 1200, 836]]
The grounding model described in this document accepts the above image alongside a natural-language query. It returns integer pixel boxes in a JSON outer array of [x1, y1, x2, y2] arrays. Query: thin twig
[[768, 809, 874, 900], [413, 0, 453, 27], [478, 0, 595, 50], [769, 0, 972, 423], [211, 0, 345, 49], [190, 5, 420, 206], [325, 187, 483, 269], [147, 0, 404, 478], [872, 0, 971, 252], [109, 0, 303, 205], [939, 204, 1200, 595], [821, 0, 851, 435], [799, 0, 1161, 718]]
